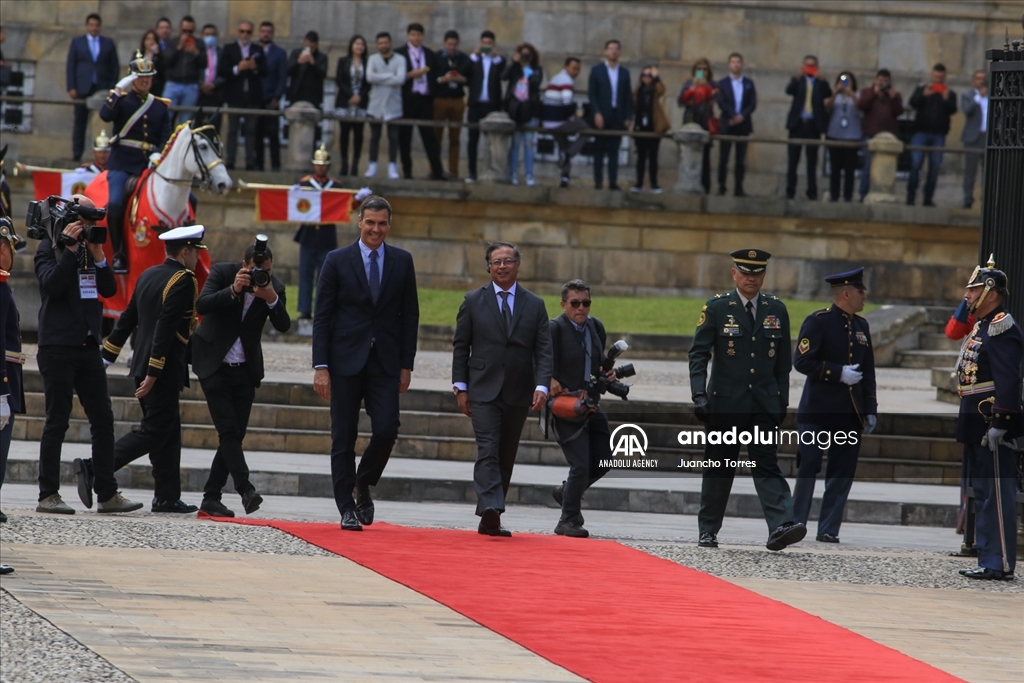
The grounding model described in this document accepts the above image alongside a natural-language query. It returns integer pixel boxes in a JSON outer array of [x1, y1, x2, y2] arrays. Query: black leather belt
[[224, 362, 246, 367]]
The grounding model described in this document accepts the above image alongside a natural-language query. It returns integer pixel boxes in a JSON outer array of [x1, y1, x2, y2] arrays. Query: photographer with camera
[[856, 69, 903, 201], [32, 195, 141, 515], [546, 280, 620, 538], [191, 236, 290, 517]]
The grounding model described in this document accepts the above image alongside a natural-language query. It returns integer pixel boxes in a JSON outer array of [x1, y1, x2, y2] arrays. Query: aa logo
[[296, 198, 312, 213], [609, 423, 648, 457]]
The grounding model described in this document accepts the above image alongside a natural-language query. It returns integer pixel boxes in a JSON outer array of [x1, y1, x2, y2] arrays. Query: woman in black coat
[[501, 42, 543, 185], [335, 35, 371, 176]]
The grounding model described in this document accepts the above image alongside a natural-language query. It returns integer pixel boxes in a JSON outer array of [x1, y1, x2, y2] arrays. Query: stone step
[[919, 333, 962, 352], [894, 349, 959, 369], [930, 367, 960, 406]]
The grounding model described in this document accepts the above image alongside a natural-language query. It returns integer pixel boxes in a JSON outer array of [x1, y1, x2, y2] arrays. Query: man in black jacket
[[102, 225, 205, 513], [161, 15, 207, 126], [466, 30, 504, 182], [286, 31, 328, 108], [34, 195, 141, 515], [548, 280, 612, 538], [395, 23, 445, 180], [784, 55, 832, 200], [219, 20, 266, 170], [433, 30, 472, 179], [193, 242, 290, 517], [907, 63, 958, 207], [312, 196, 419, 531]]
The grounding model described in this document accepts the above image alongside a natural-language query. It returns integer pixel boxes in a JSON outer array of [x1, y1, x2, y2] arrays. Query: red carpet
[[218, 518, 963, 683]]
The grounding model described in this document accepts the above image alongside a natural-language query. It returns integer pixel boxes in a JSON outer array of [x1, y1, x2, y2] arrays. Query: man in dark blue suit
[[716, 53, 757, 197], [312, 195, 419, 531], [784, 55, 832, 200], [587, 39, 632, 190], [66, 13, 119, 161]]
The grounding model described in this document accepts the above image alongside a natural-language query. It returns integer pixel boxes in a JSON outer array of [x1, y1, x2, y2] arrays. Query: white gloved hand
[[840, 364, 862, 385], [0, 395, 10, 430], [864, 414, 877, 435], [116, 73, 138, 91], [148, 152, 162, 167], [984, 427, 1007, 454], [354, 186, 372, 202], [103, 359, 113, 367]]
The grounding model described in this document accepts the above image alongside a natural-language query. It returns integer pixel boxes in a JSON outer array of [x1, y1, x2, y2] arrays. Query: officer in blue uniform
[[792, 268, 878, 543], [99, 50, 173, 273], [954, 260, 1021, 580], [294, 144, 340, 322]]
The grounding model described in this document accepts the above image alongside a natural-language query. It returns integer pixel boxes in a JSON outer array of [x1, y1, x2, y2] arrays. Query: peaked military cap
[[160, 225, 208, 250], [825, 267, 865, 290], [730, 248, 771, 274]]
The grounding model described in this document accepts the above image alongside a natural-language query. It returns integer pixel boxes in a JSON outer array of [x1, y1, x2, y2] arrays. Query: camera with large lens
[[245, 233, 271, 292], [26, 196, 107, 247], [588, 339, 636, 401]]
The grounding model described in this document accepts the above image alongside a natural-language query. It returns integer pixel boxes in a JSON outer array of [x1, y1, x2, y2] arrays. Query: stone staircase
[[894, 307, 961, 369]]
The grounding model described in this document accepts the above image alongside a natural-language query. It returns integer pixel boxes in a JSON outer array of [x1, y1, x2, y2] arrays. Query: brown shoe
[[97, 492, 143, 514]]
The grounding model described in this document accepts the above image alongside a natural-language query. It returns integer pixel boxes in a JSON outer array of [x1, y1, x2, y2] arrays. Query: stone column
[[863, 132, 904, 204], [86, 92, 109, 149], [284, 101, 322, 172], [478, 111, 516, 183], [672, 123, 710, 195]]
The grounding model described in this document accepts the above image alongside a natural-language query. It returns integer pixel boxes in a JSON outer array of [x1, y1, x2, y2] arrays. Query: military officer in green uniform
[[689, 249, 806, 551]]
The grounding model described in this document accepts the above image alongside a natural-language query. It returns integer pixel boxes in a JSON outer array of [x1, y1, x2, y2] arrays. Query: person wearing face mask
[[824, 71, 862, 203], [784, 55, 832, 200], [197, 24, 223, 131], [679, 58, 718, 194], [906, 63, 957, 207], [502, 43, 543, 186], [632, 66, 669, 193]]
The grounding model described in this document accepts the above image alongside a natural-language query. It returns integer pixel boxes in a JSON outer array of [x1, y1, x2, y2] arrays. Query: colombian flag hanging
[[255, 187, 354, 224]]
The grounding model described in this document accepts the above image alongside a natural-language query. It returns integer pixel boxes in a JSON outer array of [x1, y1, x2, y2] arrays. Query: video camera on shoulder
[[245, 233, 271, 292], [25, 196, 107, 247], [588, 340, 636, 401]]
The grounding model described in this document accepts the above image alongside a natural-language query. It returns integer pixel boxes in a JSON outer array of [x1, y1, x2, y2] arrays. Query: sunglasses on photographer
[[567, 299, 592, 308]]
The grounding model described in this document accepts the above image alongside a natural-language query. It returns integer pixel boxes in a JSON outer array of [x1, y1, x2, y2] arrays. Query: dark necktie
[[368, 249, 380, 304], [746, 300, 755, 324], [499, 290, 512, 335]]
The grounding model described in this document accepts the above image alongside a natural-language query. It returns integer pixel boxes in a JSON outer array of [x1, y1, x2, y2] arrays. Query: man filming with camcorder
[[31, 194, 141, 514], [191, 235, 289, 517], [546, 279, 634, 538]]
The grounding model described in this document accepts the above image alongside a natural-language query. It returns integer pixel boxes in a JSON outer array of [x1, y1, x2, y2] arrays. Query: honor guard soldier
[[101, 225, 205, 514], [954, 258, 1021, 580], [80, 130, 111, 174], [792, 268, 877, 543], [100, 50, 173, 273], [689, 249, 806, 551], [295, 144, 341, 326]]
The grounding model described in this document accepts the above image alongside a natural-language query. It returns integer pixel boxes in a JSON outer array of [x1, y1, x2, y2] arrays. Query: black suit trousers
[[718, 136, 749, 193], [399, 94, 443, 178], [36, 343, 118, 503], [328, 347, 400, 514], [469, 397, 530, 515], [226, 113, 259, 170], [113, 377, 182, 501], [554, 409, 611, 523], [200, 365, 256, 499], [466, 102, 500, 179], [786, 120, 821, 198], [72, 86, 97, 161]]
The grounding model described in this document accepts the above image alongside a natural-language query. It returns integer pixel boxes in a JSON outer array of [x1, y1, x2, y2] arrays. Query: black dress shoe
[[734, 189, 747, 197], [112, 254, 128, 274], [151, 498, 198, 514], [923, 199, 936, 207], [73, 457, 94, 509], [608, 184, 622, 191], [0, 565, 13, 575], [961, 567, 1014, 581], [552, 481, 565, 506], [816, 533, 840, 543], [0, 510, 7, 523], [766, 522, 806, 551], [341, 510, 363, 531], [199, 498, 235, 518], [554, 520, 590, 538], [717, 187, 727, 196], [355, 488, 374, 526], [698, 532, 718, 548], [241, 489, 263, 515], [478, 508, 511, 537]]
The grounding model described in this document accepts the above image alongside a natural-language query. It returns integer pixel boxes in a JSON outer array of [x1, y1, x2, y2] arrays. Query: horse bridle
[[152, 124, 225, 192]]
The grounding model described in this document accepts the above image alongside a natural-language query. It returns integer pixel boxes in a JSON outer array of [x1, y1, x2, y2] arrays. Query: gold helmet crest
[[311, 143, 331, 166], [128, 50, 157, 76], [93, 129, 111, 151]]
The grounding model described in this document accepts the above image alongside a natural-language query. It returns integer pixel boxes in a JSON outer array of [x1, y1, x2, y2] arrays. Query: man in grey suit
[[960, 70, 988, 209], [452, 242, 553, 536]]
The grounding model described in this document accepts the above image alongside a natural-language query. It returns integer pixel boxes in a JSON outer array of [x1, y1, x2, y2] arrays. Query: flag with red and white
[[255, 187, 354, 224], [31, 169, 98, 200]]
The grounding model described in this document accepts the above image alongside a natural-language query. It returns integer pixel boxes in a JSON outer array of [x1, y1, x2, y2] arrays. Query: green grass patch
[[285, 285, 877, 337]]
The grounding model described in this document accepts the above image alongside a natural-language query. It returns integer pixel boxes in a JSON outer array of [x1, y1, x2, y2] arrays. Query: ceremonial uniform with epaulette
[[99, 51, 173, 271], [294, 145, 341, 320], [102, 225, 205, 513], [689, 249, 806, 551], [792, 268, 877, 542], [953, 261, 1021, 580]]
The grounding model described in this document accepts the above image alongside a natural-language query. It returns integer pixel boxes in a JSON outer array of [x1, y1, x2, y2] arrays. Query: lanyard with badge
[[78, 249, 98, 299]]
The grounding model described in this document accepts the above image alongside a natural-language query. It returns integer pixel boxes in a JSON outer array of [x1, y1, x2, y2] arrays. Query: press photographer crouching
[[192, 235, 290, 517], [547, 280, 634, 538], [30, 194, 141, 514]]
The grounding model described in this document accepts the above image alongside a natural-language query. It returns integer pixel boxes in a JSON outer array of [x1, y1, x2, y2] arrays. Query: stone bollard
[[86, 92, 109, 147], [284, 101, 322, 172], [672, 123, 710, 195], [863, 132, 904, 204], [478, 111, 516, 183]]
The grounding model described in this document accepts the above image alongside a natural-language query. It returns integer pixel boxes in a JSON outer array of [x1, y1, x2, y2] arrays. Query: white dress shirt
[[975, 90, 988, 133], [224, 291, 278, 364], [730, 74, 744, 114], [606, 62, 620, 108]]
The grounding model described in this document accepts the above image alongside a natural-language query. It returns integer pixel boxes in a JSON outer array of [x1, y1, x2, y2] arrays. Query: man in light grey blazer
[[960, 69, 988, 209], [452, 242, 553, 537]]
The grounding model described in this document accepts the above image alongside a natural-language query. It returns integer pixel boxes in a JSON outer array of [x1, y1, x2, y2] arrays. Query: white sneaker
[[387, 162, 400, 179], [36, 494, 74, 514], [511, 175, 519, 185], [526, 174, 536, 187], [364, 162, 378, 178]]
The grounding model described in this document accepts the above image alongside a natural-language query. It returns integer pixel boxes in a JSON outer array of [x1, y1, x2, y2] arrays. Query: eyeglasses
[[489, 258, 518, 267], [568, 299, 592, 308], [239, 29, 252, 34]]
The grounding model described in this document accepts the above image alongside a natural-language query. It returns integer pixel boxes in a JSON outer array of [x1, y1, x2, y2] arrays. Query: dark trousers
[[469, 397, 530, 515], [72, 86, 97, 161], [297, 242, 332, 317], [962, 138, 985, 205], [554, 409, 611, 523], [328, 348, 400, 515], [338, 120, 365, 175], [827, 143, 859, 202], [965, 442, 1017, 573], [0, 416, 12, 489], [200, 365, 256, 500], [635, 137, 661, 189], [698, 410, 794, 535], [907, 131, 945, 204], [112, 376, 182, 502], [551, 117, 588, 180], [786, 120, 821, 199], [791, 423, 861, 536], [593, 132, 624, 188], [368, 120, 399, 164], [37, 344, 118, 503], [254, 111, 282, 171], [718, 137, 749, 194], [226, 113, 259, 170], [399, 94, 444, 178], [467, 102, 501, 180]]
